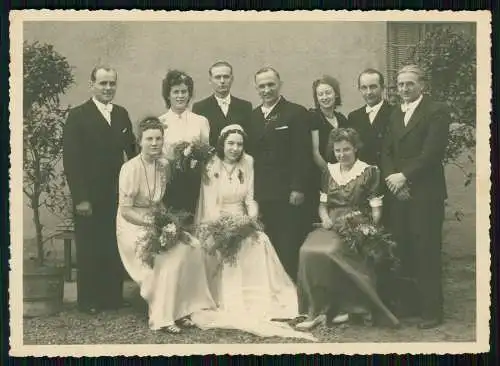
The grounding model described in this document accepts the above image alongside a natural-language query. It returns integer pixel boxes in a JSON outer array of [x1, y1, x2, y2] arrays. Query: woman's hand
[[321, 217, 334, 230]]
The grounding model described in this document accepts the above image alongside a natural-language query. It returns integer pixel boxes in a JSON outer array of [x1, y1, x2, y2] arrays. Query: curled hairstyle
[[325, 127, 363, 163], [137, 116, 164, 144], [312, 75, 342, 109], [161, 70, 194, 108], [216, 127, 247, 162]]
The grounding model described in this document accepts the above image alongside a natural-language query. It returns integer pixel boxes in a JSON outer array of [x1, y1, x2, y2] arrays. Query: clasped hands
[[385, 172, 411, 201]]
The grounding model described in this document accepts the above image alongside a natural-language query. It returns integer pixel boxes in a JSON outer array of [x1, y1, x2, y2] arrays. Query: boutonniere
[[237, 169, 244, 184], [265, 113, 279, 123], [122, 127, 128, 133]]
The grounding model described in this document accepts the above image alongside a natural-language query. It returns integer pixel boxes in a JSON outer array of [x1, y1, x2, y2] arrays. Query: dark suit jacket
[[380, 95, 450, 201], [63, 99, 137, 208], [247, 97, 313, 202], [348, 101, 393, 166], [192, 94, 252, 146]]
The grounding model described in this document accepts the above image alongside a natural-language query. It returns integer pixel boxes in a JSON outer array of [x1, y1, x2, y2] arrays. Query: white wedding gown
[[190, 154, 316, 341]]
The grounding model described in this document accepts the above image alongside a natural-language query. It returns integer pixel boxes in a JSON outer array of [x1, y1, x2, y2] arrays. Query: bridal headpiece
[[220, 124, 245, 136]]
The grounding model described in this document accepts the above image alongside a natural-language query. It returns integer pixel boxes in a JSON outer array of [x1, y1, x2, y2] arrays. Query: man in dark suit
[[63, 66, 137, 314], [246, 67, 313, 281], [381, 65, 450, 329], [192, 61, 252, 146], [348, 68, 392, 166]]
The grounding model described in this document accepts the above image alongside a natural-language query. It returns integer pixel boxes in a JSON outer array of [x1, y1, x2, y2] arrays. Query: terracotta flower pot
[[23, 261, 65, 318]]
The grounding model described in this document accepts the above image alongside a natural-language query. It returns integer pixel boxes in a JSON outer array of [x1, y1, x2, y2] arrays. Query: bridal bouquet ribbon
[[333, 210, 400, 271], [171, 140, 216, 177], [196, 214, 264, 266], [137, 205, 193, 268]]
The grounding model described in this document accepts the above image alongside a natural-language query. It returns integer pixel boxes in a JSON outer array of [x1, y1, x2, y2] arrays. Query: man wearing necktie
[[192, 61, 252, 147], [63, 66, 137, 314], [347, 68, 393, 166], [381, 65, 451, 329], [245, 67, 313, 281]]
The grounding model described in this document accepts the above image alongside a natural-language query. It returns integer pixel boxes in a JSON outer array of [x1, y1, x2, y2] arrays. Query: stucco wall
[[22, 21, 387, 237]]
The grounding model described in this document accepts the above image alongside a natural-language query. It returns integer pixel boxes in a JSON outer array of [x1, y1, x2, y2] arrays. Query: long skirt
[[297, 227, 400, 327]]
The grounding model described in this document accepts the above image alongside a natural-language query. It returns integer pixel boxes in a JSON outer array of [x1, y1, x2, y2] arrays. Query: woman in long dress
[[116, 116, 215, 333], [158, 70, 210, 220], [296, 128, 400, 330], [190, 124, 316, 341]]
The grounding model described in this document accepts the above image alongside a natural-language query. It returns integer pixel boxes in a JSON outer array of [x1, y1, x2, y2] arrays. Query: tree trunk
[[32, 194, 44, 266]]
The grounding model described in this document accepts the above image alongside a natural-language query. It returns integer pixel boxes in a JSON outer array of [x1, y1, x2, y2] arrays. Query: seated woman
[[190, 124, 315, 341], [158, 70, 210, 220], [296, 128, 400, 330], [116, 117, 215, 333]]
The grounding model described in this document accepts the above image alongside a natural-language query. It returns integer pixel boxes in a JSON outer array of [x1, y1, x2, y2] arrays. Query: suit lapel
[[209, 95, 229, 124], [371, 101, 389, 129], [399, 96, 427, 140], [87, 99, 112, 131]]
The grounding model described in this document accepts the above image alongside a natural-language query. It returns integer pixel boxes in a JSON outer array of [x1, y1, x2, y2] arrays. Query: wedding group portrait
[[10, 10, 490, 356]]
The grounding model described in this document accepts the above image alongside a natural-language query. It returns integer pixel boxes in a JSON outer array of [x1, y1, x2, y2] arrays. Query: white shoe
[[332, 313, 349, 324]]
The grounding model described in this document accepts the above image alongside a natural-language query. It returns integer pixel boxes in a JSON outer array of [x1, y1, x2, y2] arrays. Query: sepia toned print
[[9, 10, 491, 356]]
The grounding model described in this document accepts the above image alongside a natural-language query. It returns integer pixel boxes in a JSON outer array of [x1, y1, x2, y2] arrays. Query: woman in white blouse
[[158, 70, 210, 220]]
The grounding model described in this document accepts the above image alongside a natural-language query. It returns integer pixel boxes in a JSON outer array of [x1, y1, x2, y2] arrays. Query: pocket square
[[275, 125, 289, 130], [122, 128, 128, 133]]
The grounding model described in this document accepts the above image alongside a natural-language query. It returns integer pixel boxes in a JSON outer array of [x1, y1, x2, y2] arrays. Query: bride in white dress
[[190, 124, 316, 341]]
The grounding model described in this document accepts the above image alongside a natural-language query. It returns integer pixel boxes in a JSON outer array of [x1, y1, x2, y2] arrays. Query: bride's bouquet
[[333, 210, 400, 271], [171, 140, 215, 176], [196, 214, 264, 266], [137, 205, 193, 268]]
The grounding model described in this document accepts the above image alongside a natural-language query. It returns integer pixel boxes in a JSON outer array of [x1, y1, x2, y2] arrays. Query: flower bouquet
[[136, 205, 193, 268], [171, 140, 216, 177], [333, 210, 400, 271], [196, 214, 264, 266]]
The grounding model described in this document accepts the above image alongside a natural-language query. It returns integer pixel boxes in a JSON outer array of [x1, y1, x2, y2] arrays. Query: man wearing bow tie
[[192, 61, 252, 147], [246, 67, 313, 281], [381, 65, 450, 329], [347, 68, 393, 166], [63, 66, 137, 314]]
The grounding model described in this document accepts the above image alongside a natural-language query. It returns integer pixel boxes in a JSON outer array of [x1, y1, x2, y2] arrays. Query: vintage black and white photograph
[[9, 10, 491, 356]]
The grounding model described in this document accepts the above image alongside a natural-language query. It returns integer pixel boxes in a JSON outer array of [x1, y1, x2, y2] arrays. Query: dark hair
[[254, 66, 281, 82], [161, 70, 194, 108], [357, 68, 385, 89], [325, 128, 363, 163], [209, 61, 233, 76], [312, 75, 342, 109], [216, 127, 247, 161], [90, 66, 117, 82], [137, 116, 164, 143]]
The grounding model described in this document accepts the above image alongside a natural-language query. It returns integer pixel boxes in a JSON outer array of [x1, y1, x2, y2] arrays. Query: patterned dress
[[297, 159, 399, 327]]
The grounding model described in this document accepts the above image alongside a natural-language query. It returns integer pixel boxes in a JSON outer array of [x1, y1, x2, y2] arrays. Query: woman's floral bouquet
[[137, 205, 193, 268], [171, 140, 216, 176], [196, 214, 264, 266], [333, 210, 400, 271]]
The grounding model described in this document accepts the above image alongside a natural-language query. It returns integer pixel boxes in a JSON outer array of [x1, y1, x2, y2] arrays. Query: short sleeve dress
[[297, 159, 399, 327], [116, 155, 215, 330]]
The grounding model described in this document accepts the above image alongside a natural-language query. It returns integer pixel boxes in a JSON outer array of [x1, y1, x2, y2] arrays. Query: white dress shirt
[[365, 99, 384, 124], [401, 94, 423, 126], [92, 97, 113, 124], [261, 96, 282, 118], [215, 94, 231, 116]]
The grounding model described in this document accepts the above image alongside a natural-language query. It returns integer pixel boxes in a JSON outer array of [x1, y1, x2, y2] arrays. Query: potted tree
[[23, 41, 75, 317]]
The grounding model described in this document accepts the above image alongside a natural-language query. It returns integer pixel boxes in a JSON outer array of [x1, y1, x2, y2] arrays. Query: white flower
[[359, 224, 371, 235], [164, 223, 177, 236], [190, 159, 198, 169], [183, 144, 193, 157]]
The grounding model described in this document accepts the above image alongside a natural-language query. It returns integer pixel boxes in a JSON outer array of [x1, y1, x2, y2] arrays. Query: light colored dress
[[190, 154, 316, 341], [116, 155, 215, 330]]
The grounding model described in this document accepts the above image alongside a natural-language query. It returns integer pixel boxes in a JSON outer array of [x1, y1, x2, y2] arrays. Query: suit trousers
[[73, 201, 124, 310], [259, 199, 311, 282], [387, 195, 445, 320]]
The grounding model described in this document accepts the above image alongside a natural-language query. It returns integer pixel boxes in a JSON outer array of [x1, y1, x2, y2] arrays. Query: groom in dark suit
[[381, 65, 450, 329], [348, 68, 392, 167], [246, 67, 313, 281], [192, 61, 252, 147], [63, 66, 137, 314]]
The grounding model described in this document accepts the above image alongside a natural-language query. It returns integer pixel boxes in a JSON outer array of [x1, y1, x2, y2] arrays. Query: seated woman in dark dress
[[296, 128, 399, 330]]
